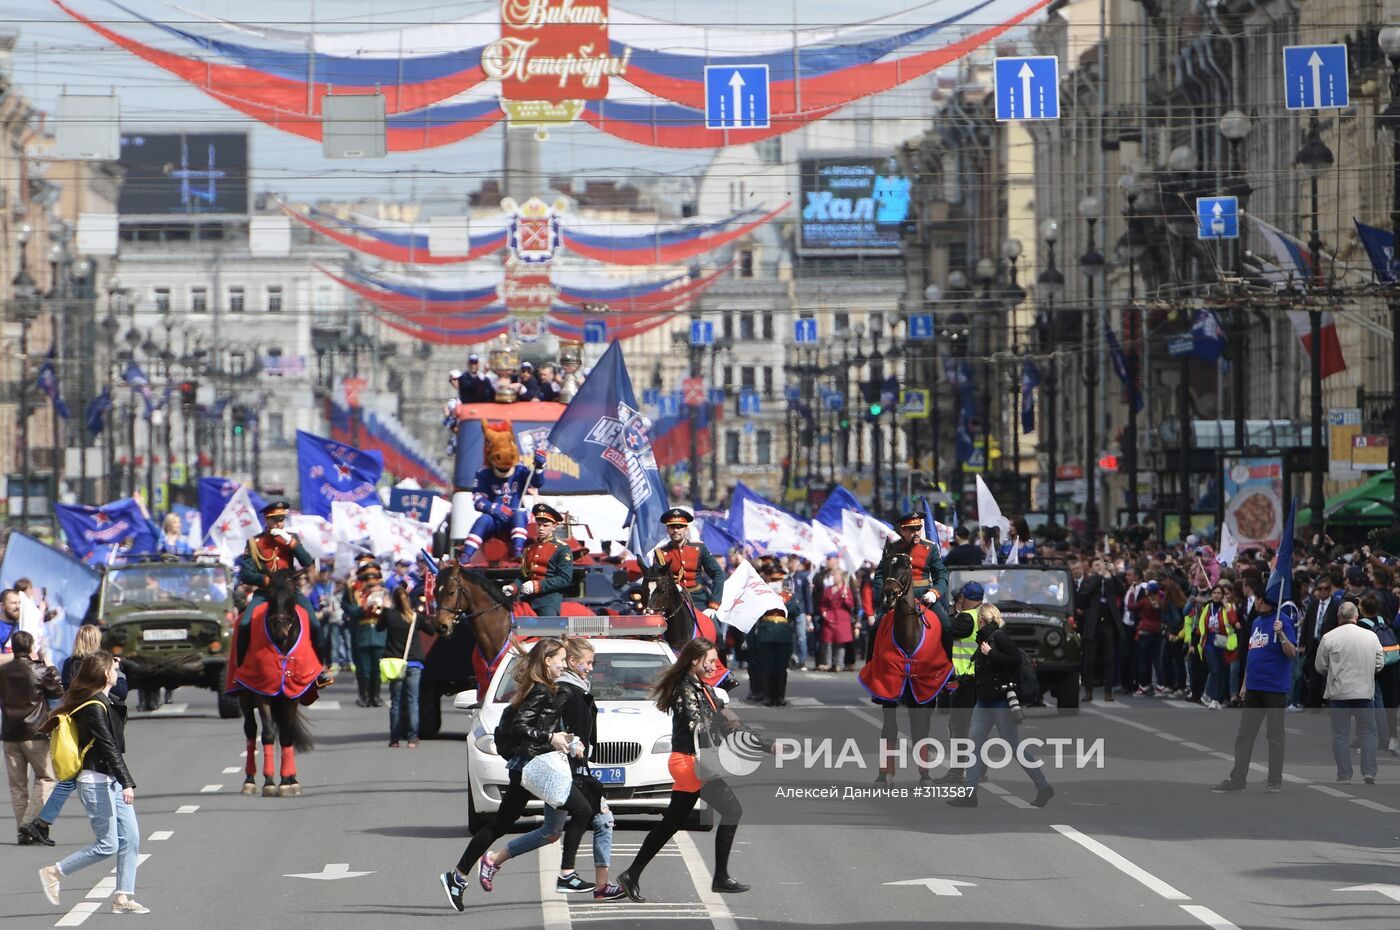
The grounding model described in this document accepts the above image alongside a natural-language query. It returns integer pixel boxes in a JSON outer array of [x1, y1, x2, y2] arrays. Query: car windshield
[[105, 565, 233, 608], [950, 568, 1071, 610], [492, 651, 668, 704]]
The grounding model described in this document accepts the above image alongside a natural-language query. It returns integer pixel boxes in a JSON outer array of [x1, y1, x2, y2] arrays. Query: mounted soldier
[[872, 512, 950, 624], [237, 499, 315, 624], [502, 503, 575, 617], [647, 508, 724, 618]]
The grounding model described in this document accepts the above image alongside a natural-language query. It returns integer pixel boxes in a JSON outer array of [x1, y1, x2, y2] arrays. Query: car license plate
[[591, 767, 625, 785], [142, 629, 188, 642]]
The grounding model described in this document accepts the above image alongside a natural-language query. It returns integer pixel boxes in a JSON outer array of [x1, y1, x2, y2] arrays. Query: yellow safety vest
[[951, 608, 978, 676]]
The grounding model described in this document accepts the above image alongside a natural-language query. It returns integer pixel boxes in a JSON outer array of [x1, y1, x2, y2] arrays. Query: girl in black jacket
[[376, 586, 427, 747], [441, 637, 589, 911], [38, 651, 147, 914], [947, 605, 1053, 809], [617, 637, 749, 903]]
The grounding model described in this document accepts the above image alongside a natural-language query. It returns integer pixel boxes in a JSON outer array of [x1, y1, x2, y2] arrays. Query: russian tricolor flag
[[1250, 216, 1347, 380]]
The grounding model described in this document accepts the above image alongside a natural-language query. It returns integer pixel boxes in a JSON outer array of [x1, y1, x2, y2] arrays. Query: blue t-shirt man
[[1243, 609, 1297, 694]]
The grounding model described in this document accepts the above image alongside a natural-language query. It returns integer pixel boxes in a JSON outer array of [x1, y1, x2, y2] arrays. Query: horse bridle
[[434, 570, 512, 630]]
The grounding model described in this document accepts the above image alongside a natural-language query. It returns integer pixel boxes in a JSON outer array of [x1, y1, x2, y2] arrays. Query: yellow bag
[[49, 700, 105, 781], [379, 658, 407, 683]]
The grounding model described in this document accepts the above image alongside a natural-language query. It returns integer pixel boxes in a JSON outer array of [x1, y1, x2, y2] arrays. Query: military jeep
[[96, 561, 240, 717], [949, 564, 1082, 712]]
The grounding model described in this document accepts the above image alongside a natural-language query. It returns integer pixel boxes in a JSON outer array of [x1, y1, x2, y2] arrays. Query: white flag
[[381, 510, 436, 562], [717, 559, 786, 634], [1217, 522, 1238, 567], [332, 500, 389, 547], [207, 487, 261, 567], [934, 521, 954, 555], [975, 474, 1010, 539], [841, 510, 894, 570], [428, 494, 453, 530], [288, 514, 336, 561], [741, 498, 827, 561]]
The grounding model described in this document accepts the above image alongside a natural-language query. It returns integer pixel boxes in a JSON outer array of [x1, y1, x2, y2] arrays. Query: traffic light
[[178, 381, 197, 407], [1097, 453, 1119, 473], [838, 415, 850, 430], [868, 401, 883, 417]]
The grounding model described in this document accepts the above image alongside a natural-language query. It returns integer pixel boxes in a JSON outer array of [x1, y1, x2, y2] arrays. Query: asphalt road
[[5, 668, 1399, 929]]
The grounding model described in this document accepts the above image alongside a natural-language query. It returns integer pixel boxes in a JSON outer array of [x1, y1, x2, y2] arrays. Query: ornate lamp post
[[1078, 195, 1106, 539], [1037, 219, 1065, 525], [1117, 171, 1144, 518], [1378, 24, 1400, 531], [1296, 118, 1334, 540]]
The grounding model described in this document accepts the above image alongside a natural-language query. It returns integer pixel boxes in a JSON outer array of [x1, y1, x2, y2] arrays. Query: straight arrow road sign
[[1283, 45, 1349, 110], [884, 878, 978, 897], [285, 863, 377, 881], [1335, 884, 1400, 903]]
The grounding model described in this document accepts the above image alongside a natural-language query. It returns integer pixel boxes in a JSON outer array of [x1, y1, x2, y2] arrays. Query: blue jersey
[[1244, 611, 1296, 694], [472, 465, 542, 515]]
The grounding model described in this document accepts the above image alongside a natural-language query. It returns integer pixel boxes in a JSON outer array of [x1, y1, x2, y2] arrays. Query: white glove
[[921, 590, 940, 606], [271, 528, 293, 543], [501, 584, 518, 597], [520, 581, 537, 596], [703, 608, 719, 620]]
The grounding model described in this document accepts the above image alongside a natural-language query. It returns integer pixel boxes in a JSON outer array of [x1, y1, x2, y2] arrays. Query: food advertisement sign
[[1222, 456, 1285, 546]]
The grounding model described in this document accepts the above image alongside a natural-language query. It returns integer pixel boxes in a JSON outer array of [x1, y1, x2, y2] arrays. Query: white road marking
[[1281, 774, 1308, 784], [149, 831, 173, 841], [1180, 742, 1213, 753], [200, 784, 222, 793], [86, 878, 115, 899], [675, 831, 740, 930], [305, 700, 342, 711], [176, 805, 199, 814], [55, 902, 101, 926], [1350, 798, 1399, 814], [537, 837, 570, 930], [283, 863, 376, 880], [222, 766, 242, 774], [1180, 905, 1243, 930], [784, 697, 822, 706], [1163, 700, 1196, 710], [1308, 785, 1353, 799], [1208, 752, 1234, 762], [145, 703, 189, 715], [980, 782, 1033, 809], [1052, 825, 1190, 900], [1156, 732, 1184, 741]]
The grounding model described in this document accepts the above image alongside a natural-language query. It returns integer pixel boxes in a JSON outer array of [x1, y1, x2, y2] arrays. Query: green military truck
[[948, 564, 1082, 712], [96, 560, 241, 716]]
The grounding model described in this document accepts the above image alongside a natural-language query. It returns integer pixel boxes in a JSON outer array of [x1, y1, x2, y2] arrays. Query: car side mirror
[[452, 689, 480, 712]]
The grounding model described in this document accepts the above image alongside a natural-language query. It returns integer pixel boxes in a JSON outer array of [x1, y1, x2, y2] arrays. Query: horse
[[430, 561, 516, 691], [642, 562, 733, 689], [857, 552, 955, 786], [229, 570, 317, 797]]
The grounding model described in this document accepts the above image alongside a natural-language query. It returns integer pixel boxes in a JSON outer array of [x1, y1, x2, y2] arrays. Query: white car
[[454, 624, 724, 832]]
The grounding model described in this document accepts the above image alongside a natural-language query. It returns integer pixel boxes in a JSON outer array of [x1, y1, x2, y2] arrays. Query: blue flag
[[921, 496, 939, 541], [1354, 219, 1398, 284], [1189, 309, 1226, 363], [55, 498, 160, 565], [197, 477, 268, 544], [1020, 359, 1041, 434], [0, 532, 101, 668], [85, 388, 112, 437], [1265, 495, 1298, 609], [296, 431, 384, 519], [700, 517, 745, 557], [388, 487, 435, 522], [1104, 314, 1143, 413], [549, 341, 670, 556], [814, 485, 869, 529], [122, 361, 157, 419], [37, 348, 70, 419]]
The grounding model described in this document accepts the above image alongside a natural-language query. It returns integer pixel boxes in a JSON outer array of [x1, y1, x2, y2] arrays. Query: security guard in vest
[[502, 504, 575, 617], [649, 508, 725, 616], [937, 581, 984, 784], [238, 498, 316, 624], [872, 512, 950, 622], [751, 560, 795, 707]]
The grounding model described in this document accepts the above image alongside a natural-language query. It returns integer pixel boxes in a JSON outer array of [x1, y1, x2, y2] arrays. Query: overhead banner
[[798, 154, 911, 253], [1221, 456, 1285, 547]]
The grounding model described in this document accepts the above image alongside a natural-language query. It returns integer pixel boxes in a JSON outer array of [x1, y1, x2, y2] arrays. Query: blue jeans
[[388, 666, 421, 741], [507, 804, 569, 858], [1203, 647, 1226, 703], [330, 624, 352, 668], [1228, 657, 1243, 700], [58, 779, 140, 895], [1136, 633, 1164, 689], [964, 699, 1049, 790], [1330, 699, 1377, 780], [38, 777, 76, 824], [1289, 652, 1307, 706], [791, 614, 809, 666]]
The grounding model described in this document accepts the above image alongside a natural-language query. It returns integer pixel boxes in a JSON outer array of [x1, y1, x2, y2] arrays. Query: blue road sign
[[909, 313, 934, 341], [690, 320, 714, 346], [643, 388, 662, 406], [784, 384, 802, 402], [704, 65, 770, 130], [993, 56, 1060, 121], [743, 422, 756, 435], [823, 391, 845, 412], [707, 388, 726, 406], [740, 391, 761, 416], [1195, 196, 1239, 240], [794, 317, 818, 344], [1283, 45, 1349, 110], [659, 394, 680, 418], [583, 320, 607, 344]]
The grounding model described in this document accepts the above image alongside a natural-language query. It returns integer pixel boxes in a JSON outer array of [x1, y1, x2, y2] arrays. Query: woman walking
[[376, 586, 426, 748], [478, 637, 625, 901], [816, 566, 856, 672], [1192, 584, 1238, 709], [37, 651, 146, 914], [616, 638, 749, 902], [947, 604, 1054, 809], [440, 638, 587, 912]]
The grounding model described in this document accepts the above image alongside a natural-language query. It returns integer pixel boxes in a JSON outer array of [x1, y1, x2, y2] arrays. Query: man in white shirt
[[9, 580, 50, 666], [1316, 601, 1385, 784]]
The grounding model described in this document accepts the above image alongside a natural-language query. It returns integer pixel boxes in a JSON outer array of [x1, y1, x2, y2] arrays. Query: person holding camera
[[947, 603, 1054, 809], [1077, 557, 1123, 703]]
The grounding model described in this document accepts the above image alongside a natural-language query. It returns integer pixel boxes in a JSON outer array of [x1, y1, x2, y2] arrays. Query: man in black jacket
[[943, 526, 985, 567], [1299, 571, 1342, 707], [1, 630, 63, 844], [1076, 557, 1123, 702]]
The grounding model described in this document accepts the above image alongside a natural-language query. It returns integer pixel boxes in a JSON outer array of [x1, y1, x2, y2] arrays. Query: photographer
[[947, 603, 1054, 809]]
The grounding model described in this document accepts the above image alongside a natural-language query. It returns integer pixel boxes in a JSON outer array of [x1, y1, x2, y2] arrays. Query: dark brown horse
[[642, 562, 733, 688], [863, 552, 940, 785], [430, 561, 516, 689], [234, 570, 315, 797]]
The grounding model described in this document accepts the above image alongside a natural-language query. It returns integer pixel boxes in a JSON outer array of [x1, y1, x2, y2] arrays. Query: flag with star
[[296, 430, 384, 519]]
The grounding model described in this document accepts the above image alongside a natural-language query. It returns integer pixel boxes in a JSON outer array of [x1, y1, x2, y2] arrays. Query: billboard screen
[[798, 155, 911, 253], [117, 132, 249, 217]]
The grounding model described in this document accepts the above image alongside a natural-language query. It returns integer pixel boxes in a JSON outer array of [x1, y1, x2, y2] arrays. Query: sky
[[1, 0, 1036, 203]]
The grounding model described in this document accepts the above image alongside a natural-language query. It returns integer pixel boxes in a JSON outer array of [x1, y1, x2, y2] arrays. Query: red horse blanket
[[857, 604, 954, 705], [230, 602, 321, 701]]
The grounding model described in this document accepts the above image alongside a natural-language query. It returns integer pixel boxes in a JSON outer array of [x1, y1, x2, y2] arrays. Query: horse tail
[[282, 701, 315, 754]]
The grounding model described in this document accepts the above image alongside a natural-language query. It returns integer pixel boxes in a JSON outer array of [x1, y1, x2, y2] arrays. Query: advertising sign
[[1352, 435, 1390, 472], [1328, 408, 1361, 480], [798, 155, 911, 253], [1221, 456, 1285, 546], [117, 132, 249, 217]]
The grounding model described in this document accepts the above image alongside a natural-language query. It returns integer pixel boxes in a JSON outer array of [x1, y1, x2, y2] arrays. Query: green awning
[[1297, 470, 1394, 527]]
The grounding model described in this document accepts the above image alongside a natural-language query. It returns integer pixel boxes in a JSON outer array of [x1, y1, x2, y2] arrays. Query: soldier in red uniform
[[648, 509, 725, 614], [237, 499, 315, 626], [502, 504, 575, 617]]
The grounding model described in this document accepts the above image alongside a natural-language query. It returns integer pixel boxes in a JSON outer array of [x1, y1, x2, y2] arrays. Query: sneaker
[[111, 899, 151, 914], [1212, 779, 1245, 793], [388, 741, 401, 748], [1154, 686, 1170, 695], [1337, 774, 1352, 783], [1364, 776, 1376, 785], [556, 872, 595, 893], [1206, 700, 1222, 710], [1266, 783, 1283, 793], [1286, 704, 1304, 714], [593, 882, 627, 901], [478, 852, 500, 892], [617, 870, 645, 903], [1169, 689, 1185, 699], [39, 865, 61, 905], [1031, 785, 1055, 808], [440, 870, 467, 912], [1135, 686, 1150, 696], [407, 741, 419, 749]]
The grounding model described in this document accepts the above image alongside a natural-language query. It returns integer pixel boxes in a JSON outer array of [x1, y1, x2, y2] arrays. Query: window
[[722, 313, 734, 340], [761, 366, 774, 398], [754, 137, 781, 165], [724, 431, 741, 465], [267, 285, 283, 313], [761, 313, 773, 340], [316, 285, 333, 311], [740, 366, 756, 391], [739, 250, 754, 278], [834, 311, 849, 334], [722, 366, 733, 389], [154, 287, 171, 314], [756, 429, 772, 465], [228, 285, 245, 313], [266, 412, 284, 442], [190, 286, 207, 314], [740, 312, 755, 340]]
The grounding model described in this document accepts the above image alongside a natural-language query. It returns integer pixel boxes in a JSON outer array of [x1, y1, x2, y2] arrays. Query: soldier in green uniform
[[502, 504, 575, 618], [872, 513, 950, 622]]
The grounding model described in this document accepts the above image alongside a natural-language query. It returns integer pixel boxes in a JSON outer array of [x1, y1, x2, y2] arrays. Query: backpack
[[493, 701, 524, 760], [1013, 647, 1041, 705], [1375, 623, 1400, 667], [49, 700, 105, 781]]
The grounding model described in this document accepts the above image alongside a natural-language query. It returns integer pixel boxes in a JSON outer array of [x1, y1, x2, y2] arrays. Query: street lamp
[[1165, 145, 1197, 539], [1078, 194, 1104, 541], [1218, 109, 1254, 453], [923, 283, 943, 492], [1380, 24, 1400, 532], [1296, 116, 1335, 540], [10, 224, 40, 531], [1038, 219, 1064, 526], [1117, 171, 1143, 521]]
